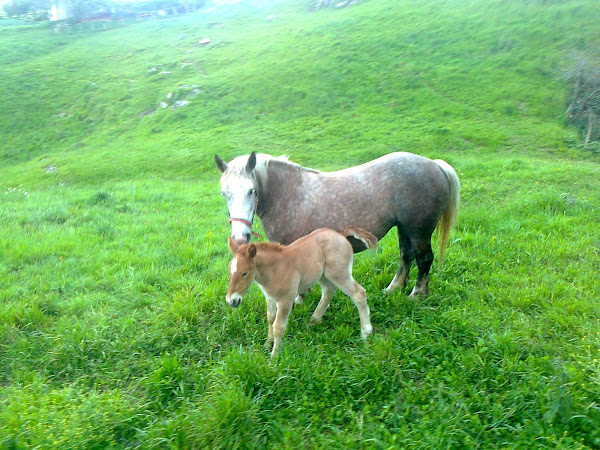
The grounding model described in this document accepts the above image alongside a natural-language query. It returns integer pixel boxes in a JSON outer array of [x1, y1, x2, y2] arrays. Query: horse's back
[[288, 228, 348, 251], [287, 228, 351, 260], [326, 152, 441, 178], [316, 153, 450, 236], [261, 152, 456, 247]]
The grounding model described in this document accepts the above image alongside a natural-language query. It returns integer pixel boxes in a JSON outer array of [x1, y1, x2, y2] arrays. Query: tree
[[70, 0, 112, 21], [4, 0, 51, 19], [565, 55, 600, 145]]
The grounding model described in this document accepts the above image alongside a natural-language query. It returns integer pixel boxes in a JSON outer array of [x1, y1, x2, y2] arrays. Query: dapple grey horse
[[215, 152, 459, 297]]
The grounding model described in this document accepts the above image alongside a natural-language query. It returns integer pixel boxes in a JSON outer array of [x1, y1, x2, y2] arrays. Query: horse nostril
[[227, 295, 242, 308]]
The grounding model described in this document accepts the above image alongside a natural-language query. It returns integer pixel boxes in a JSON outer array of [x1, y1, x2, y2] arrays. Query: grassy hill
[[1, 0, 600, 447]]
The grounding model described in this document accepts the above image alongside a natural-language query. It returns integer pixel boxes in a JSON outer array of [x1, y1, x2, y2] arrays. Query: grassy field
[[1, 0, 600, 447]]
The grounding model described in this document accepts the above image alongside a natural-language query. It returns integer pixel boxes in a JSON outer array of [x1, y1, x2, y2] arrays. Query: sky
[[0, 0, 248, 5]]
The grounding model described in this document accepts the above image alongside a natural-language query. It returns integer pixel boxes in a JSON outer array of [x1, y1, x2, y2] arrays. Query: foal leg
[[328, 274, 373, 340], [385, 232, 414, 294], [265, 296, 277, 349], [294, 289, 309, 305], [309, 279, 336, 327], [409, 237, 434, 298], [271, 297, 294, 357]]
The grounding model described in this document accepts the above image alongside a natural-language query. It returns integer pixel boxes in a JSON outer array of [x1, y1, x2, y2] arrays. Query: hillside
[[1, 0, 600, 447], [1, 0, 598, 181]]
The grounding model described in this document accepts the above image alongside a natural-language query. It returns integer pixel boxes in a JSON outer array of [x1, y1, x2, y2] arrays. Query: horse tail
[[434, 159, 460, 264], [341, 226, 378, 251]]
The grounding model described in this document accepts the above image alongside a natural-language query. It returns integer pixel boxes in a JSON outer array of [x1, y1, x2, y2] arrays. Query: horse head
[[215, 152, 259, 245], [226, 237, 257, 308]]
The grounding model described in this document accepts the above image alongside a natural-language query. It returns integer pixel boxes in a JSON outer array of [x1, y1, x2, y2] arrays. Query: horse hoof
[[408, 289, 428, 299], [308, 317, 321, 327], [361, 328, 373, 340]]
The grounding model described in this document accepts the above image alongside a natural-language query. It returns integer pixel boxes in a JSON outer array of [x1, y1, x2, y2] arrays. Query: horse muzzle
[[233, 233, 251, 245], [229, 217, 261, 244], [226, 293, 243, 308]]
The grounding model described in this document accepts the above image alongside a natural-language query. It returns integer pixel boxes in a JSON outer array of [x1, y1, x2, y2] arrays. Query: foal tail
[[434, 159, 460, 264], [341, 226, 378, 251]]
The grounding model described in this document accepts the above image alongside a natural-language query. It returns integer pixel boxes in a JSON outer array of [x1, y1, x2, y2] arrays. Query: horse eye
[[242, 272, 248, 278]]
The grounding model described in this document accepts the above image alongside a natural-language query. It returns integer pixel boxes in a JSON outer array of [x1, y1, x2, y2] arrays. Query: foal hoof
[[361, 325, 373, 341], [308, 317, 321, 327]]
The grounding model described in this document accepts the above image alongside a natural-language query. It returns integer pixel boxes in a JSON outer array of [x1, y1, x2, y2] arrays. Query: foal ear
[[215, 154, 228, 173], [248, 244, 257, 258], [228, 236, 239, 254], [246, 152, 257, 172]]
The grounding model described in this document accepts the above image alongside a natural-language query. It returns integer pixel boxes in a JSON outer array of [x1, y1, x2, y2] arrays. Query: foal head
[[226, 237, 257, 308], [215, 152, 258, 245]]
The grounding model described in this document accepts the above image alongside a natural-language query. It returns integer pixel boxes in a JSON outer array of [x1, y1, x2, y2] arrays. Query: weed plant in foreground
[[1, 0, 600, 447]]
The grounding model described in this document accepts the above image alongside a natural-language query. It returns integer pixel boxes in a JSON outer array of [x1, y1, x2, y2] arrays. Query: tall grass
[[1, 0, 600, 447]]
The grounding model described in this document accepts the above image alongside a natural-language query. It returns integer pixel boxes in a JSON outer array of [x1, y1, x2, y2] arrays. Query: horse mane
[[236, 240, 286, 259], [256, 241, 286, 252], [221, 154, 320, 219], [221, 153, 319, 188]]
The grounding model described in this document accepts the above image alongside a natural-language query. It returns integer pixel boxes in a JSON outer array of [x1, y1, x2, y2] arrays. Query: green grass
[[1, 0, 600, 447]]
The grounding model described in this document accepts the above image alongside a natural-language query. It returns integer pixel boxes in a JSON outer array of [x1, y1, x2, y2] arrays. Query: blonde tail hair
[[434, 159, 460, 264]]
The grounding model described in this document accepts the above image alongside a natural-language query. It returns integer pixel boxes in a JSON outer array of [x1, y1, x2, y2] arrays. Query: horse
[[226, 227, 378, 357], [215, 151, 459, 297]]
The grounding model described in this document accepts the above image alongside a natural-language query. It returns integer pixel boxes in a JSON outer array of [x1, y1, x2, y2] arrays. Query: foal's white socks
[[361, 324, 373, 340]]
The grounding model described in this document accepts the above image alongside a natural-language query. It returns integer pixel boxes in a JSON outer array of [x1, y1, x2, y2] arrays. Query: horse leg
[[271, 297, 294, 357], [385, 232, 414, 294], [328, 273, 373, 340], [265, 295, 277, 349], [294, 289, 309, 305], [309, 278, 336, 327], [409, 237, 434, 298]]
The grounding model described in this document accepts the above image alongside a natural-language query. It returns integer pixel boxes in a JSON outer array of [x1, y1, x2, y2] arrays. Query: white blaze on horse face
[[226, 253, 255, 308], [227, 258, 242, 307], [221, 174, 256, 243]]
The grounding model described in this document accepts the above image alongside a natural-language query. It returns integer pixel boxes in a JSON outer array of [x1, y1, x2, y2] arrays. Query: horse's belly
[[298, 267, 324, 292]]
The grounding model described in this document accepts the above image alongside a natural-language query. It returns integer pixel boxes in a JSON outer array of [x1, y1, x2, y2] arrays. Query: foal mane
[[257, 241, 286, 252], [236, 241, 286, 257]]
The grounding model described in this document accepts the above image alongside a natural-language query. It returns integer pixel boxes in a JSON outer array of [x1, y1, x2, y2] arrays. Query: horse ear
[[228, 236, 239, 254], [246, 152, 256, 172], [248, 244, 257, 258], [215, 154, 228, 173]]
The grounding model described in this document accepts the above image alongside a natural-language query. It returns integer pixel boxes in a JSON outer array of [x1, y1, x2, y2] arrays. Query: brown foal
[[226, 227, 378, 357]]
